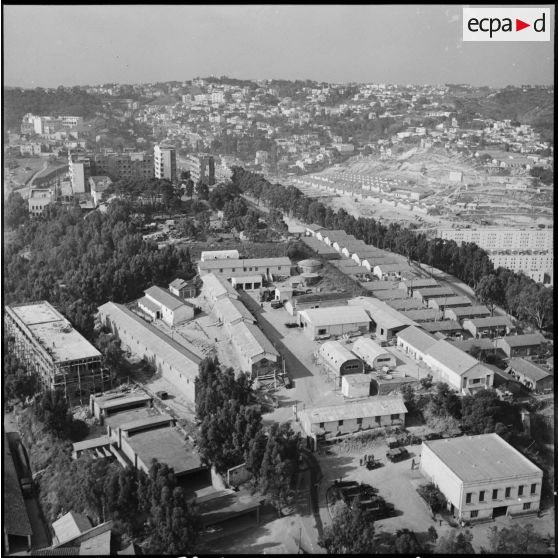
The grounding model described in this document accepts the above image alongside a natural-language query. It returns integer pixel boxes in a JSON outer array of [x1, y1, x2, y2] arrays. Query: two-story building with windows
[[420, 434, 543, 522]]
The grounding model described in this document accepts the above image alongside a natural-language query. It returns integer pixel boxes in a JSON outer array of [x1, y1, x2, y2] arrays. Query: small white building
[[298, 396, 407, 449], [298, 306, 371, 340], [200, 249, 240, 261], [424, 339, 494, 393], [341, 374, 372, 398], [230, 274, 263, 290], [420, 434, 543, 522], [138, 286, 194, 326], [351, 337, 396, 370]]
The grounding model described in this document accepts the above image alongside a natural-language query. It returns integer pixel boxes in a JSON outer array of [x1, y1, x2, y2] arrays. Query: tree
[[417, 483, 447, 513], [195, 180, 209, 200], [518, 284, 554, 331], [436, 529, 475, 554], [33, 390, 72, 436], [320, 500, 376, 554], [461, 389, 519, 435], [475, 274, 505, 316], [5, 191, 29, 229], [485, 523, 550, 554], [185, 179, 194, 198]]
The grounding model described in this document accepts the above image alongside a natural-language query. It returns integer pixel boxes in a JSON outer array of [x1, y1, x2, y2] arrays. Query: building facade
[[420, 434, 543, 521], [154, 145, 177, 182]]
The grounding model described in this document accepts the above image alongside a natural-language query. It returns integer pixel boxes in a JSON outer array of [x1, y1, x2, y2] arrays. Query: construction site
[[290, 147, 551, 230]]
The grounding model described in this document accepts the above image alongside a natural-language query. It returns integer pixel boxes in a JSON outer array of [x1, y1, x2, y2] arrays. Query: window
[[375, 416, 381, 425], [466, 493, 472, 504], [357, 418, 363, 425], [232, 268, 235, 272], [472, 378, 481, 384], [391, 414, 399, 420], [530, 483, 537, 495], [319, 422, 324, 429], [523, 503, 531, 511], [470, 510, 478, 518], [479, 491, 485, 502], [219, 269, 223, 273], [492, 489, 498, 500], [338, 420, 343, 426], [518, 485, 524, 497], [318, 328, 327, 335], [505, 487, 512, 498]]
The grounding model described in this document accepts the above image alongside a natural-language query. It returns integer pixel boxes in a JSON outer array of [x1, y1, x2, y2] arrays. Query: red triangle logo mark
[[516, 19, 530, 31]]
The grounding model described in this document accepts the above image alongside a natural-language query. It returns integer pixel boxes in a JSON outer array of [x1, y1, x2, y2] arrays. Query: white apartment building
[[436, 227, 553, 252], [488, 251, 553, 285], [154, 145, 177, 182]]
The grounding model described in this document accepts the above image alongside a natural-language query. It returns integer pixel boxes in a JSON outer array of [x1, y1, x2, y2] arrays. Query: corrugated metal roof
[[423, 433, 542, 484], [465, 316, 514, 328], [300, 396, 407, 424], [299, 306, 371, 327], [386, 298, 424, 311], [352, 337, 391, 362], [445, 305, 491, 318], [318, 340, 359, 365], [422, 320, 462, 332]]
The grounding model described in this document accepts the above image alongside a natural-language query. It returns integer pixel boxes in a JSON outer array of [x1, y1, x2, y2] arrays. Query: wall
[[307, 413, 404, 439], [423, 355, 463, 391]]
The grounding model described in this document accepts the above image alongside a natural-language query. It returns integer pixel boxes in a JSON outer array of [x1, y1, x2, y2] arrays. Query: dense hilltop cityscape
[[3, 76, 554, 555]]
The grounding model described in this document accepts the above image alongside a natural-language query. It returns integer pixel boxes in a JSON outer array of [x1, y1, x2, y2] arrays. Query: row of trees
[[321, 498, 551, 554], [230, 167, 553, 332], [195, 358, 301, 513], [4, 200, 196, 338]]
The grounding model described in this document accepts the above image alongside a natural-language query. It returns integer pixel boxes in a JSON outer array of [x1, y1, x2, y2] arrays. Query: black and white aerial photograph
[[2, 4, 555, 556]]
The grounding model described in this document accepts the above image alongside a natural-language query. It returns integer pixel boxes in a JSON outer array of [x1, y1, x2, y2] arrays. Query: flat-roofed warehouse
[[97, 302, 201, 402], [4, 301, 107, 402], [351, 337, 396, 370], [298, 306, 371, 340], [420, 434, 543, 522], [298, 396, 407, 450], [348, 296, 416, 342]]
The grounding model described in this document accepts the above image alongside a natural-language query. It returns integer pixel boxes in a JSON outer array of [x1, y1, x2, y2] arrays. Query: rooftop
[[425, 339, 478, 375], [231, 321, 280, 359], [299, 305, 371, 327], [119, 414, 173, 433], [342, 373, 371, 386], [92, 392, 152, 410], [300, 395, 407, 424], [445, 305, 491, 317], [349, 297, 416, 331], [465, 316, 514, 328], [414, 287, 455, 298], [213, 296, 254, 324], [198, 256, 291, 270], [352, 337, 391, 361], [396, 325, 439, 353], [104, 406, 161, 431], [6, 302, 102, 363], [201, 273, 238, 298], [400, 278, 439, 289], [52, 511, 92, 546], [295, 291, 350, 305], [145, 285, 192, 310], [126, 426, 202, 476], [422, 320, 463, 332], [423, 433, 542, 484], [508, 357, 552, 382], [319, 340, 359, 364], [500, 333, 546, 347], [427, 296, 471, 306]]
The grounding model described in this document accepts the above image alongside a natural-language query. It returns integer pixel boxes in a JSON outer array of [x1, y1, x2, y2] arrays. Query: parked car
[[285, 322, 299, 328], [271, 301, 283, 309], [156, 390, 169, 400], [386, 447, 410, 462]]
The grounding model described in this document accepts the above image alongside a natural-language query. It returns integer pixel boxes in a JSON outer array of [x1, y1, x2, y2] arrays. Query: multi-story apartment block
[[437, 227, 553, 285], [4, 301, 108, 402], [69, 151, 154, 193], [28, 188, 54, 216], [154, 145, 177, 182], [186, 153, 215, 185]]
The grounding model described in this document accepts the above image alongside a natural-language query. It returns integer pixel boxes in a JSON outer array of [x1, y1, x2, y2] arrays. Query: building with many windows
[[154, 145, 177, 182], [4, 302, 107, 403], [186, 153, 215, 185], [420, 434, 543, 521]]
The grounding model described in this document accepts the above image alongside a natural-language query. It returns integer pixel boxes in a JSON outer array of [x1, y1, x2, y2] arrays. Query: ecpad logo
[[463, 8, 551, 42]]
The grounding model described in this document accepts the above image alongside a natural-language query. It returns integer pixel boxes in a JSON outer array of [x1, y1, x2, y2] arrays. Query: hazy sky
[[3, 5, 554, 88]]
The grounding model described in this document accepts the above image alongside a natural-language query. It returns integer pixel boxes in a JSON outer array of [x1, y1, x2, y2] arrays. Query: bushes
[[417, 483, 447, 513]]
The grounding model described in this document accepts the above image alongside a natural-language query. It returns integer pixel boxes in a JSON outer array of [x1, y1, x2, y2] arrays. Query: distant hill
[[452, 87, 554, 142], [3, 87, 103, 132]]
